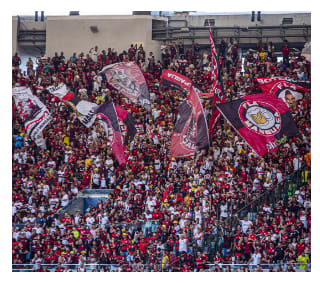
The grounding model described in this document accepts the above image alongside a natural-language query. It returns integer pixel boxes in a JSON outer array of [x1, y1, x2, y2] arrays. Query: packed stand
[[12, 38, 311, 272]]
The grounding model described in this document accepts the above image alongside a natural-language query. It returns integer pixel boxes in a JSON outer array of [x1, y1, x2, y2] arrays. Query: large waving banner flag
[[47, 83, 97, 128], [217, 93, 299, 156], [115, 106, 137, 145], [13, 86, 52, 149], [159, 71, 209, 158], [255, 77, 310, 109], [170, 86, 209, 158], [95, 102, 126, 165], [99, 62, 151, 109]]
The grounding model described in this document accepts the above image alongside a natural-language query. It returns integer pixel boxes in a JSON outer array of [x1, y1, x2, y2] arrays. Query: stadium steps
[[58, 198, 84, 218], [58, 189, 112, 217]]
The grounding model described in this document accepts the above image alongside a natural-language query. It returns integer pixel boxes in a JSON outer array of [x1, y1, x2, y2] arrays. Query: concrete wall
[[12, 16, 18, 55], [45, 15, 165, 61]]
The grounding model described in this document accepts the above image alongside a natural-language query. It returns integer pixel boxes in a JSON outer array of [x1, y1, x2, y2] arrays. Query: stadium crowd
[[12, 38, 311, 272]]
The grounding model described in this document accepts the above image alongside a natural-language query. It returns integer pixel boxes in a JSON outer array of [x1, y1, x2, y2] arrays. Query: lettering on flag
[[254, 77, 310, 110]]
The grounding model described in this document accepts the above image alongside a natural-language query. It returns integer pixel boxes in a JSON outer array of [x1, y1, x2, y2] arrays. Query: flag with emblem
[[99, 61, 151, 109], [217, 93, 299, 156]]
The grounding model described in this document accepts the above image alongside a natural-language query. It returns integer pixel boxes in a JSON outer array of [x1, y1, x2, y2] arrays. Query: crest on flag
[[238, 101, 281, 136]]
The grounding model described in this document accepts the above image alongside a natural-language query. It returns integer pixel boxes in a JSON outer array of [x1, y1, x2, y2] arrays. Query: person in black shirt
[[178, 40, 185, 58]]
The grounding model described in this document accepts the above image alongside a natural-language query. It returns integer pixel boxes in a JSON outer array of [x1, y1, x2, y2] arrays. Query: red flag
[[170, 86, 209, 158], [208, 85, 225, 138], [206, 25, 226, 137], [209, 24, 219, 93], [160, 69, 193, 93], [254, 77, 310, 109], [95, 102, 126, 165], [115, 106, 137, 145]]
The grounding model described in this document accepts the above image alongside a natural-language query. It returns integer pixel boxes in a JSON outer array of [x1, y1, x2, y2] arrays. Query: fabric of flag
[[170, 86, 209, 158], [115, 106, 137, 145], [217, 93, 299, 156], [99, 61, 151, 109], [47, 83, 97, 128], [205, 25, 226, 137], [13, 86, 52, 149], [208, 85, 225, 138], [95, 102, 126, 165], [255, 77, 310, 108], [209, 24, 219, 93], [160, 69, 193, 94]]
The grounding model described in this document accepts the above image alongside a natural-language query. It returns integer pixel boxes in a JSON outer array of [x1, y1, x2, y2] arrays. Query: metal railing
[[12, 263, 311, 272]]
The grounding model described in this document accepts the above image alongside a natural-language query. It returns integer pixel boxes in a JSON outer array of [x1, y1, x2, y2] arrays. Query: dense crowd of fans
[[12, 37, 311, 272]]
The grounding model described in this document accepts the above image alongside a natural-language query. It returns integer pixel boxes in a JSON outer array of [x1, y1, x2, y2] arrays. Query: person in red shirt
[[194, 251, 204, 271], [139, 238, 147, 256], [181, 263, 191, 272], [55, 262, 65, 272], [127, 240, 136, 262]]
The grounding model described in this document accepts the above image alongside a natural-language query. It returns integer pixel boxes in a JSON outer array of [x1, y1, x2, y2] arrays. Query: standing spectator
[[177, 39, 185, 58], [282, 40, 291, 64], [12, 52, 21, 67]]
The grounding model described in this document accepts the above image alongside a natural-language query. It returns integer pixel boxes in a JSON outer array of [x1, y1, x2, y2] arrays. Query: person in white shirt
[[61, 192, 69, 207], [220, 202, 228, 218], [89, 46, 99, 62], [240, 216, 253, 234], [74, 211, 82, 225], [249, 249, 261, 265], [86, 213, 95, 227], [178, 235, 188, 253]]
